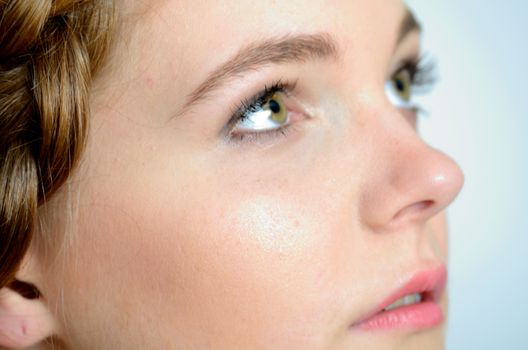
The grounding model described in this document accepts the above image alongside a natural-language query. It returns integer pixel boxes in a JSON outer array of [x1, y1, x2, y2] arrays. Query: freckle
[[294, 219, 300, 228], [144, 76, 155, 89]]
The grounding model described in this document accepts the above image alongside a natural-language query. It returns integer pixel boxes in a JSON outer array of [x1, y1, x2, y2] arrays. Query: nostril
[[8, 280, 41, 300], [393, 200, 435, 222]]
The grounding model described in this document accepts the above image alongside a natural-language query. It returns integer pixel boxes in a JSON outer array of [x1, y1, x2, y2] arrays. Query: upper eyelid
[[226, 87, 273, 128], [232, 85, 279, 119], [228, 80, 297, 122]]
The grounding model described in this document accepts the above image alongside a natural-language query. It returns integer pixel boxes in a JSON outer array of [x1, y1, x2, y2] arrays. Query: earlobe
[[0, 285, 56, 348]]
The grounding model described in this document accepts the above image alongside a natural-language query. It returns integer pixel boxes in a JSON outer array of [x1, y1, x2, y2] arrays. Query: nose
[[358, 124, 465, 232]]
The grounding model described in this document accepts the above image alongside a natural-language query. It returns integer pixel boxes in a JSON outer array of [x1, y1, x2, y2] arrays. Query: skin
[[27, 0, 464, 349]]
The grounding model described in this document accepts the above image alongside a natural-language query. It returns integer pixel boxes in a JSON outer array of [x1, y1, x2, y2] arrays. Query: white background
[[405, 1, 528, 349]]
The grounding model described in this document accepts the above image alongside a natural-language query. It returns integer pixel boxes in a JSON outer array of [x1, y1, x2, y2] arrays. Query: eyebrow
[[398, 9, 422, 46], [179, 9, 420, 114], [178, 32, 339, 114]]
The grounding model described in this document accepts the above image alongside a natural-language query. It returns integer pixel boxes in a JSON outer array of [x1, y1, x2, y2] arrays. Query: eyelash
[[226, 79, 297, 143], [226, 56, 436, 142], [399, 55, 437, 116], [400, 54, 437, 92]]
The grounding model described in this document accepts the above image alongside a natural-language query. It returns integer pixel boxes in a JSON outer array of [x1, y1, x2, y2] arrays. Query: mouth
[[350, 265, 447, 331]]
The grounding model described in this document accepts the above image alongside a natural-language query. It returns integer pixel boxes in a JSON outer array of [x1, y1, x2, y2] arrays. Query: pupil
[[395, 79, 405, 92], [269, 99, 281, 114]]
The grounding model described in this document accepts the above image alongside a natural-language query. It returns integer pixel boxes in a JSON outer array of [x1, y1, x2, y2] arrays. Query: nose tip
[[428, 154, 465, 209], [392, 149, 465, 227], [359, 140, 465, 231]]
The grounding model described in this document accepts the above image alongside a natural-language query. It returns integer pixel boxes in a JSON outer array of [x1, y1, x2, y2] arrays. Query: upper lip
[[351, 265, 447, 326]]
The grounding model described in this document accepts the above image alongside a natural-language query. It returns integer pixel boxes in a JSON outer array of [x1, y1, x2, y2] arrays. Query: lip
[[351, 265, 447, 331]]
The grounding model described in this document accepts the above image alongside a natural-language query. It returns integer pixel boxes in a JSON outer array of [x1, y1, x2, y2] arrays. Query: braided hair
[[0, 0, 115, 289]]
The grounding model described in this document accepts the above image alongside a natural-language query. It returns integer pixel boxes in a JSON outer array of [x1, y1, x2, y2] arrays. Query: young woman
[[0, 0, 464, 349]]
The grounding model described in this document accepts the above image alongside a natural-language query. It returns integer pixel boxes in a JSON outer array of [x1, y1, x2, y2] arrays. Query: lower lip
[[357, 301, 444, 331]]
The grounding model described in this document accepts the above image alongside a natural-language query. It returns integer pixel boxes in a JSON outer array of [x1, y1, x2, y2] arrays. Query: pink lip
[[351, 265, 447, 331]]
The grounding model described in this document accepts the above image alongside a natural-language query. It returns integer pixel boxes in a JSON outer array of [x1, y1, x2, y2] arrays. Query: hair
[[0, 0, 115, 290]]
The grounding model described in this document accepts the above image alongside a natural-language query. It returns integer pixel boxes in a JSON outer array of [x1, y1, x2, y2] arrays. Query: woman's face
[[39, 0, 463, 348]]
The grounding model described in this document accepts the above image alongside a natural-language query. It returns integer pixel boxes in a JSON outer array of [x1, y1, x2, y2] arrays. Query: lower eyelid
[[227, 123, 295, 146]]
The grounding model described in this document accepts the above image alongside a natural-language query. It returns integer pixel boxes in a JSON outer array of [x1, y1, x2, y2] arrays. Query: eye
[[392, 69, 412, 102], [233, 92, 289, 133], [385, 66, 415, 109], [226, 80, 298, 142], [385, 57, 437, 110]]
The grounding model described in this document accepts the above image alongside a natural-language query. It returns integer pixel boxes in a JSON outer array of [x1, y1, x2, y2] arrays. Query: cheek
[[175, 192, 328, 317], [65, 172, 348, 347], [228, 196, 317, 254], [152, 191, 349, 347]]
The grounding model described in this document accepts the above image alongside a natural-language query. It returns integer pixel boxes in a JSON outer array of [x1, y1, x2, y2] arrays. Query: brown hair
[[0, 0, 115, 289]]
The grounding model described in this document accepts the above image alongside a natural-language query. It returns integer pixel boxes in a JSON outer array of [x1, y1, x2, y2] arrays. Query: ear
[[0, 248, 56, 350], [0, 282, 56, 349]]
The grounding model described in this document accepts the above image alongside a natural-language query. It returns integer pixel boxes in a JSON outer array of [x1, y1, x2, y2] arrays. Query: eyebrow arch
[[179, 9, 420, 115], [178, 32, 340, 114], [398, 9, 421, 46]]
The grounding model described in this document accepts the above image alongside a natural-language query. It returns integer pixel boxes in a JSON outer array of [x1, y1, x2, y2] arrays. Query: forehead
[[102, 0, 408, 109]]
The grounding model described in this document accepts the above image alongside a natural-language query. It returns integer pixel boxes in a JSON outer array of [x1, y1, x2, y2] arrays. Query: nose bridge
[[358, 119, 465, 231]]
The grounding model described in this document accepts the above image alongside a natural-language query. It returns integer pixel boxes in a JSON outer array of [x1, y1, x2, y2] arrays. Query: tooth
[[383, 293, 422, 312], [403, 294, 419, 305], [384, 299, 404, 311]]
